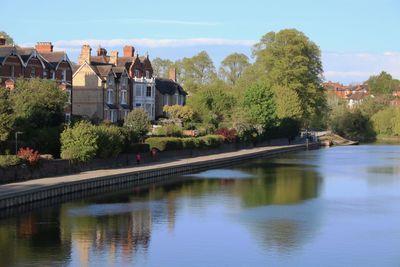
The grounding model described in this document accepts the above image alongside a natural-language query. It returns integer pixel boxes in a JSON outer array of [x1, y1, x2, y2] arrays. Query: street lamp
[[15, 131, 23, 155]]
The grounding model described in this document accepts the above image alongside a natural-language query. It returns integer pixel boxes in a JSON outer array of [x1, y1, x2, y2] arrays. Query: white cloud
[[322, 51, 400, 84]]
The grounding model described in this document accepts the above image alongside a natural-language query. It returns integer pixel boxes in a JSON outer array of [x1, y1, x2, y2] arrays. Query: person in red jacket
[[136, 152, 142, 165]]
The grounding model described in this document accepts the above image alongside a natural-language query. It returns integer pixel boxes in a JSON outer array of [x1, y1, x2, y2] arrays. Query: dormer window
[[61, 69, 66, 82], [108, 77, 113, 85], [10, 65, 15, 78], [145, 70, 150, 79], [121, 90, 127, 105], [43, 69, 48, 78], [134, 69, 140, 78]]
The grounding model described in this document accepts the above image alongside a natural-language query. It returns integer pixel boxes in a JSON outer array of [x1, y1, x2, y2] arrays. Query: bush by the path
[[146, 135, 224, 152], [95, 124, 124, 158], [0, 155, 22, 168]]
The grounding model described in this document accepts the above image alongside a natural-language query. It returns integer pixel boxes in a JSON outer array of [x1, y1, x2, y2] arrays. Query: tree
[[123, 108, 151, 142], [163, 105, 194, 124], [95, 124, 124, 158], [273, 85, 302, 120], [175, 51, 216, 92], [0, 88, 14, 143], [152, 57, 174, 78], [0, 31, 14, 45], [11, 78, 67, 130], [242, 82, 277, 131], [187, 80, 235, 128], [367, 71, 400, 96], [252, 29, 326, 125], [60, 121, 98, 162], [219, 53, 250, 86]]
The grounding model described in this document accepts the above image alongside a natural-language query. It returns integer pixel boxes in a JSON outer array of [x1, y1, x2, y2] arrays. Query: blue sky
[[1, 0, 399, 84]]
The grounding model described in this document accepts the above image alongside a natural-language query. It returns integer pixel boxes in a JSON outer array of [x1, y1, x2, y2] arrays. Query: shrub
[[145, 137, 182, 152], [95, 124, 124, 158], [17, 147, 41, 165], [154, 124, 183, 137], [0, 155, 22, 168], [60, 121, 98, 162], [198, 135, 224, 148], [123, 108, 151, 142], [182, 138, 197, 149], [215, 128, 237, 143]]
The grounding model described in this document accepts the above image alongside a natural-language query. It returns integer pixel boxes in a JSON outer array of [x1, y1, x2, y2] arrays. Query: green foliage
[[11, 78, 67, 130], [154, 124, 183, 137], [277, 118, 301, 141], [145, 137, 182, 151], [252, 29, 326, 125], [242, 82, 278, 131], [60, 121, 98, 162], [371, 107, 400, 136], [152, 57, 174, 78], [163, 105, 194, 124], [273, 85, 302, 120], [219, 53, 250, 85], [127, 143, 150, 153], [25, 127, 63, 157], [123, 108, 151, 142], [329, 108, 375, 141], [367, 71, 400, 96], [175, 51, 216, 92], [358, 95, 391, 118], [0, 88, 14, 142], [0, 155, 22, 168], [95, 124, 124, 158], [187, 80, 235, 128], [145, 135, 224, 152]]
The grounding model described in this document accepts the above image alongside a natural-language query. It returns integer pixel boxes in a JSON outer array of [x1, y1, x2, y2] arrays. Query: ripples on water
[[1, 145, 400, 266]]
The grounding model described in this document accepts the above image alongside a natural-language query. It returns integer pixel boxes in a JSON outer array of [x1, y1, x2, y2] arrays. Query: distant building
[[323, 81, 370, 108], [73, 44, 186, 122], [0, 37, 73, 121]]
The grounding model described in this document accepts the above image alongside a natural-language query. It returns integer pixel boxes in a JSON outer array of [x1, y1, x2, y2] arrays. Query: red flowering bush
[[215, 128, 238, 143], [17, 147, 41, 165]]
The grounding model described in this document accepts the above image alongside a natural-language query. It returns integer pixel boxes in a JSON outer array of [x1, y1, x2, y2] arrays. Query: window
[[61, 69, 67, 82], [50, 70, 55, 80], [108, 76, 113, 85], [107, 89, 113, 104], [31, 67, 36, 78], [123, 110, 129, 118], [43, 69, 48, 78], [121, 78, 127, 89], [146, 86, 152, 97], [163, 94, 169, 105], [10, 65, 15, 78], [67, 89, 72, 103], [65, 113, 71, 123], [145, 70, 150, 79], [135, 84, 142, 96], [135, 103, 141, 107], [121, 90, 127, 104], [134, 69, 140, 77]]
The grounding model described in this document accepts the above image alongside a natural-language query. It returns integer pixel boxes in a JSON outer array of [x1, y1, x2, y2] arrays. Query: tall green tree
[[219, 53, 250, 86], [367, 71, 400, 96], [187, 80, 235, 128], [0, 31, 14, 45], [242, 82, 277, 131], [175, 51, 216, 93], [0, 88, 14, 142], [252, 29, 326, 126], [123, 108, 151, 142], [11, 78, 67, 130], [152, 57, 174, 78]]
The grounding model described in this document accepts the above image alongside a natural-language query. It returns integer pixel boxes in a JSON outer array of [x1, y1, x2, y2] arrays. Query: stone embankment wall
[[0, 143, 318, 211]]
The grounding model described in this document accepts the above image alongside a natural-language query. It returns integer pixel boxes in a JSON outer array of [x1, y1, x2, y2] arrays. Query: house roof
[[93, 65, 113, 77], [155, 78, 187, 96]]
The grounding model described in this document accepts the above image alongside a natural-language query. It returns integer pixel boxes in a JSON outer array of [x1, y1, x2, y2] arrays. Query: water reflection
[[0, 154, 322, 266]]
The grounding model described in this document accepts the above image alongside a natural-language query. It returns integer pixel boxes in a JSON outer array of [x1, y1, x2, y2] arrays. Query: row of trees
[[153, 29, 326, 139]]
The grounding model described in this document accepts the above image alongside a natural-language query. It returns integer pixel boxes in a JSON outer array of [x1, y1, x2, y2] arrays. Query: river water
[[1, 145, 400, 267]]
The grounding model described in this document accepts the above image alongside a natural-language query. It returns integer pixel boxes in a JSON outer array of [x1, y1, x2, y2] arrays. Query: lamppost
[[15, 131, 23, 155]]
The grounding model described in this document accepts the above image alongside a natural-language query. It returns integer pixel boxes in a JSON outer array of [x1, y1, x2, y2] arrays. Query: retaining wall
[[0, 143, 317, 211]]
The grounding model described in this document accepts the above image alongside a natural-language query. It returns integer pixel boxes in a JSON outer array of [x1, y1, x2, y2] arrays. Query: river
[[1, 145, 400, 267]]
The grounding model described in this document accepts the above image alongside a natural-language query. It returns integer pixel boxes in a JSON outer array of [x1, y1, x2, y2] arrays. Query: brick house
[[0, 37, 73, 121], [73, 44, 186, 122]]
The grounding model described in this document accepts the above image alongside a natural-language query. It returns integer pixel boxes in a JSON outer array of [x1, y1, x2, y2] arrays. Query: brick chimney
[[123, 45, 135, 57], [110, 51, 118, 66], [0, 36, 6, 46], [169, 68, 177, 82], [78, 44, 92, 65], [97, 46, 107, 56], [35, 42, 53, 53]]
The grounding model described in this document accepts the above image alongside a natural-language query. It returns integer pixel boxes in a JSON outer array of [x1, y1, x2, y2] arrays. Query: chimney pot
[[169, 68, 177, 82], [123, 45, 135, 57], [35, 42, 53, 53]]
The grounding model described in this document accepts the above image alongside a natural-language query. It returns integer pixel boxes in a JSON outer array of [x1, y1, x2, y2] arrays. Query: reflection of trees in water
[[235, 162, 322, 207], [0, 209, 71, 267]]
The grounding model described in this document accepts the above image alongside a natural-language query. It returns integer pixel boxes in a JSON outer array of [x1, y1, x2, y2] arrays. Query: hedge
[[0, 155, 22, 168], [145, 135, 224, 152]]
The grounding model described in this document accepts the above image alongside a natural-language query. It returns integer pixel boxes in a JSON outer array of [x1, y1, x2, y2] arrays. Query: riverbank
[[0, 143, 317, 210], [318, 132, 359, 146]]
